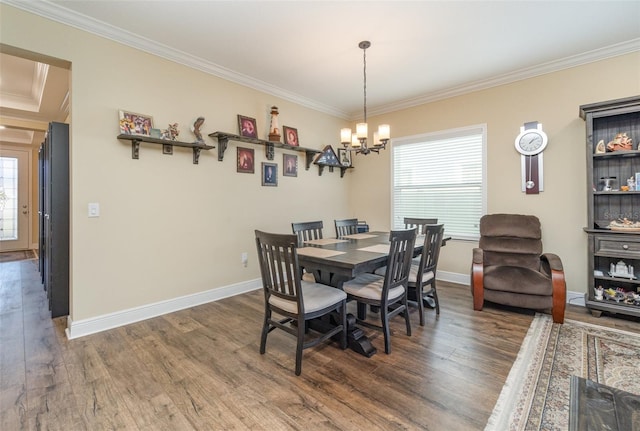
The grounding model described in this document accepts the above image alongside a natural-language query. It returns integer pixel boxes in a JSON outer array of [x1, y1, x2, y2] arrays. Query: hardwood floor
[[2, 259, 639, 430]]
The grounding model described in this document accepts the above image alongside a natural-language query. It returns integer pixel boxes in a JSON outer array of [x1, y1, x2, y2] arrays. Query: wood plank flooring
[[2, 258, 639, 430]]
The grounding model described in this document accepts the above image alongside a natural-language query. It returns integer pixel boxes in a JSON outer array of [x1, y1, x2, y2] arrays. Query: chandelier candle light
[[341, 41, 390, 155]]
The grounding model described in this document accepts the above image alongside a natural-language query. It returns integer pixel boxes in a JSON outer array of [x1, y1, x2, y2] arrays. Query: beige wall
[[349, 53, 640, 295], [1, 5, 349, 321], [3, 4, 640, 325]]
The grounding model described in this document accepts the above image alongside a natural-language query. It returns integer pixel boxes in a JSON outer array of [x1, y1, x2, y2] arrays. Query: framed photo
[[283, 154, 298, 177], [262, 162, 278, 186], [283, 126, 299, 147], [338, 148, 352, 167], [119, 110, 154, 136], [237, 147, 255, 173], [635, 172, 640, 191], [238, 115, 258, 139]]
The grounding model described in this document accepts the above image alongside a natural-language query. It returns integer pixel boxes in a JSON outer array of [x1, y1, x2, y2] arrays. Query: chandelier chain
[[362, 45, 367, 123]]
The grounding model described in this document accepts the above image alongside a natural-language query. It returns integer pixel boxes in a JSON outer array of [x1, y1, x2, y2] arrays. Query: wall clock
[[515, 121, 548, 194]]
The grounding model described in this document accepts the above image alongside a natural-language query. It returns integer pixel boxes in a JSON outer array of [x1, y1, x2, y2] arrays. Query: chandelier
[[341, 41, 390, 155]]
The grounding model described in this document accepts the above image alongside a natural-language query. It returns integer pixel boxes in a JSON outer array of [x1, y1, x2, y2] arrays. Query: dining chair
[[404, 217, 438, 235], [342, 228, 417, 354], [377, 224, 445, 325], [335, 218, 359, 237], [255, 230, 347, 375], [291, 220, 323, 246]]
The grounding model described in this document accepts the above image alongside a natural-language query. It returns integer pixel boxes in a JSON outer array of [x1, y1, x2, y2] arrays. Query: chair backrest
[[291, 221, 323, 246], [404, 217, 438, 235], [254, 230, 304, 313], [381, 228, 417, 297], [416, 224, 445, 281], [335, 218, 359, 237], [479, 214, 542, 270]]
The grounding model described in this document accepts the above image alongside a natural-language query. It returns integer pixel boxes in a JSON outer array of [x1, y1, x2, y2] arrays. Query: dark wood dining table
[[296, 231, 449, 357]]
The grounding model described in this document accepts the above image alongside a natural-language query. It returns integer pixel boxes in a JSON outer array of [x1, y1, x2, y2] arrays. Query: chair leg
[[403, 296, 411, 337], [340, 301, 348, 350], [295, 316, 305, 376], [260, 309, 270, 354], [381, 305, 391, 354], [432, 281, 440, 316], [416, 285, 425, 326]]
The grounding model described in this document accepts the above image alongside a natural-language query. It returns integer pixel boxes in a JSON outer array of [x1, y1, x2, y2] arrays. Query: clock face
[[515, 130, 548, 155]]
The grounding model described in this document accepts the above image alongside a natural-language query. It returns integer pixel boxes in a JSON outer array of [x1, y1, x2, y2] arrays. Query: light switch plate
[[88, 202, 100, 217]]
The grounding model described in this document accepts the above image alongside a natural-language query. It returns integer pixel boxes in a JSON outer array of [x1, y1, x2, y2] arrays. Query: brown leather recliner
[[471, 214, 566, 323]]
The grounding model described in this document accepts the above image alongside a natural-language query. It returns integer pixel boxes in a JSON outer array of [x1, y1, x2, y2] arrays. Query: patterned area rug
[[0, 249, 37, 262], [486, 313, 640, 430]]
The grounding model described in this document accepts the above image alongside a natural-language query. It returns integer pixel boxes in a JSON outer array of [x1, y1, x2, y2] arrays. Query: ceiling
[[1, 1, 639, 147]]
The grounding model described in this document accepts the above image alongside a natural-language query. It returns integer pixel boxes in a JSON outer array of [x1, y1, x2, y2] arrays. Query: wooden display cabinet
[[582, 96, 640, 318]]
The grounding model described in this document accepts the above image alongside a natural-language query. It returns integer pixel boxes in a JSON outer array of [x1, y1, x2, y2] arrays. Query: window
[[391, 124, 486, 240], [0, 157, 18, 241]]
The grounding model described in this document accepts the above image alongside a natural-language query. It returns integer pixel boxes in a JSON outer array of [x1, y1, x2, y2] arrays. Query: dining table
[[296, 230, 449, 357]]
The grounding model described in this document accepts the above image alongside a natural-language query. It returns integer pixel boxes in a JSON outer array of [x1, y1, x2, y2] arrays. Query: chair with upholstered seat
[[291, 220, 324, 246], [342, 228, 416, 354], [255, 230, 347, 375], [404, 217, 438, 235], [335, 218, 359, 237], [471, 214, 566, 323], [375, 224, 444, 326]]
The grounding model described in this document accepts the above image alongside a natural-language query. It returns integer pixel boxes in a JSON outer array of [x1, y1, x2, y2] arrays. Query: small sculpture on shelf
[[268, 106, 281, 142], [600, 132, 633, 152], [191, 117, 205, 144], [161, 123, 180, 141], [608, 260, 636, 279]]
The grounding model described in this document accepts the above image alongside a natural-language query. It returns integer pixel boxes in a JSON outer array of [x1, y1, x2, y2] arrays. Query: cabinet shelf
[[117, 134, 214, 164], [208, 131, 320, 170]]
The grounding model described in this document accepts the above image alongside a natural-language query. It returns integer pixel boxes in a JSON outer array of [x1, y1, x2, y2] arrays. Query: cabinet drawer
[[595, 236, 640, 258]]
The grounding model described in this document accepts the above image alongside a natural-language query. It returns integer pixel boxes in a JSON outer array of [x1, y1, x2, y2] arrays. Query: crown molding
[[2, 0, 350, 119], [5, 1, 638, 122], [362, 38, 640, 119]]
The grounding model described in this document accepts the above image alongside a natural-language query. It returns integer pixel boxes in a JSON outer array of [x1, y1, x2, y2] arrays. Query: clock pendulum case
[[514, 121, 548, 195]]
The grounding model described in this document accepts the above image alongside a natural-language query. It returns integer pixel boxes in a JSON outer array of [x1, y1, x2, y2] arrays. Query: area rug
[[0, 249, 37, 262], [485, 313, 640, 430]]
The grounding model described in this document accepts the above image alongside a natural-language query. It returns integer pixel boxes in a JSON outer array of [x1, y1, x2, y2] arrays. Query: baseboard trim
[[66, 271, 586, 339], [66, 278, 262, 339]]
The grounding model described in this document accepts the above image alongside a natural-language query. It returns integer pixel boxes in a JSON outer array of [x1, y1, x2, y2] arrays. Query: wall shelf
[[117, 134, 214, 164], [208, 131, 320, 170]]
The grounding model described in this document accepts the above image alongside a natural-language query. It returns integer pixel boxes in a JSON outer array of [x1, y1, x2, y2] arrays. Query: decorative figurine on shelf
[[161, 123, 179, 141], [268, 106, 281, 142], [594, 286, 604, 300], [191, 117, 205, 144], [604, 132, 633, 152]]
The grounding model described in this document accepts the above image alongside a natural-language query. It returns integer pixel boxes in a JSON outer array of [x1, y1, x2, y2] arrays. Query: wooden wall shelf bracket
[[208, 131, 320, 169], [117, 134, 214, 164]]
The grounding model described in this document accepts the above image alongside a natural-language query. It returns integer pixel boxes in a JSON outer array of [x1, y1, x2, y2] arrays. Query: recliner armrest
[[541, 253, 563, 272], [472, 248, 484, 264]]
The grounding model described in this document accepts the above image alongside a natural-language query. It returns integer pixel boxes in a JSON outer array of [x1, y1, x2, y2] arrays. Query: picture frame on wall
[[238, 115, 258, 139], [262, 162, 278, 186], [283, 154, 298, 177], [119, 110, 154, 136], [237, 147, 255, 173], [283, 126, 299, 147], [338, 148, 352, 167]]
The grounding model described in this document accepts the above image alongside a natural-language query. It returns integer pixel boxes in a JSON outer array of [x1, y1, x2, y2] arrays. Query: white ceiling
[[1, 1, 639, 145]]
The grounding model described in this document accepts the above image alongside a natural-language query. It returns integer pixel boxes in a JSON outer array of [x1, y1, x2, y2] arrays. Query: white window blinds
[[391, 125, 486, 240]]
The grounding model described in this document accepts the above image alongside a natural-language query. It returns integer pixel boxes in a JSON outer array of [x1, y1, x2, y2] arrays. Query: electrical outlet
[[241, 252, 248, 267]]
